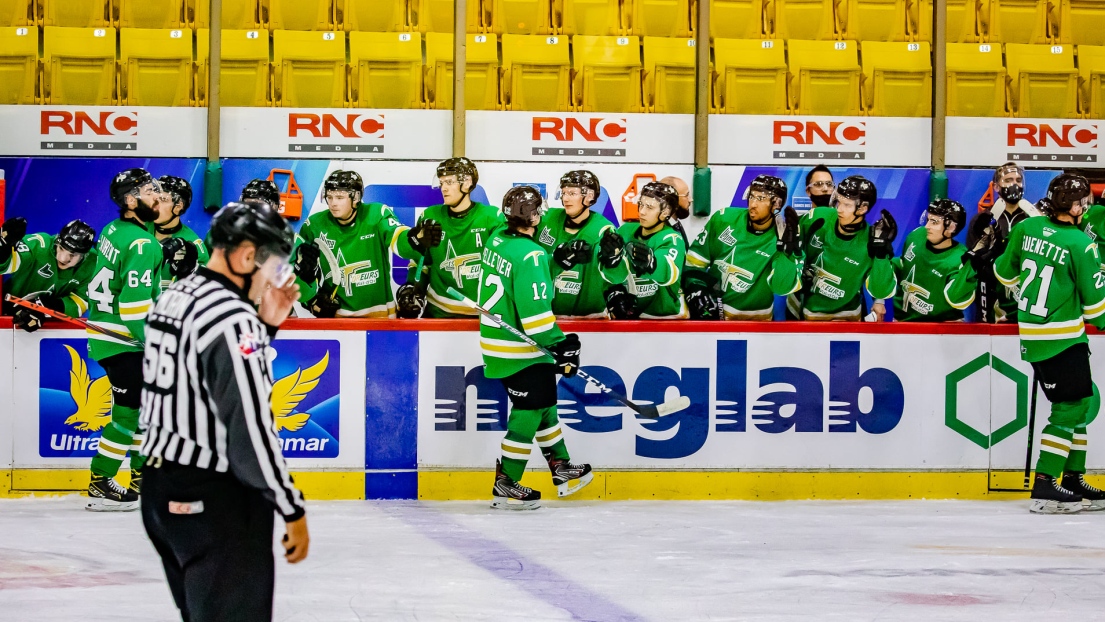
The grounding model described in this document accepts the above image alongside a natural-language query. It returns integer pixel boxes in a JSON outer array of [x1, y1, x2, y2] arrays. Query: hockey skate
[[491, 460, 541, 511], [86, 475, 139, 512], [1063, 472, 1105, 511], [1030, 474, 1082, 514], [127, 467, 142, 496], [548, 459, 593, 497]]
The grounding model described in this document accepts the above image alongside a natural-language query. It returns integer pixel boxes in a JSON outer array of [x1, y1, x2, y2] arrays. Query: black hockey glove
[[867, 210, 897, 260], [161, 237, 199, 279], [683, 271, 720, 320], [775, 206, 801, 256], [548, 333, 581, 378], [626, 241, 657, 275], [395, 282, 427, 319], [408, 219, 444, 255], [307, 283, 341, 318], [963, 220, 1006, 274], [597, 228, 625, 269], [604, 285, 637, 320], [0, 216, 27, 264], [12, 294, 63, 333], [553, 239, 593, 271], [294, 242, 322, 284]]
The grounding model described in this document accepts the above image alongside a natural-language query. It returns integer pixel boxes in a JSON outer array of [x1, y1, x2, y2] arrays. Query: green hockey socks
[[90, 405, 141, 478], [500, 406, 570, 482]]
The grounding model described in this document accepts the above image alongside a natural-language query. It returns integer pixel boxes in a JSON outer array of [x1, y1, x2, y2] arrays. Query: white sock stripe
[[501, 438, 532, 450], [1040, 434, 1072, 449], [535, 426, 564, 447], [97, 437, 131, 453]]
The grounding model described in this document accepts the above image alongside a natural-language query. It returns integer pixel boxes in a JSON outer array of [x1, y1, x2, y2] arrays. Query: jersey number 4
[[89, 267, 153, 313]]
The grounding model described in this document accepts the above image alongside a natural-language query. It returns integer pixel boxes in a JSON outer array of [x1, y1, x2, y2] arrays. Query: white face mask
[[255, 252, 294, 289]]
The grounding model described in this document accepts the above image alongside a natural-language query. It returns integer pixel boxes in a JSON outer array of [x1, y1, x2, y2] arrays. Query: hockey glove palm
[[626, 241, 657, 275], [604, 285, 637, 320], [867, 210, 897, 260], [553, 239, 593, 270], [161, 238, 199, 279], [548, 333, 581, 378], [307, 284, 341, 318], [294, 242, 322, 284], [597, 229, 625, 269], [408, 220, 444, 255], [395, 282, 427, 319], [0, 216, 27, 264], [776, 206, 801, 256]]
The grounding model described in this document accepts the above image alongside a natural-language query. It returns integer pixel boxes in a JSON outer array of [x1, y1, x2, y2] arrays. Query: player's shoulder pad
[[26, 233, 48, 249]]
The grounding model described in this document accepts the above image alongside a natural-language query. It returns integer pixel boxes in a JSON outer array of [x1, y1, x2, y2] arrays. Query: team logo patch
[[238, 333, 264, 358], [37, 264, 55, 279]]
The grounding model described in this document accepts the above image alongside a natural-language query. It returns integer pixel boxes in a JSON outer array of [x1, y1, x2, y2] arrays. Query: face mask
[[999, 183, 1024, 205], [810, 194, 833, 208]]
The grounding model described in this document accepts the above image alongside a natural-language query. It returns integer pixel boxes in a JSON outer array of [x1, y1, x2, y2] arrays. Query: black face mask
[[810, 194, 833, 208], [999, 183, 1024, 205]]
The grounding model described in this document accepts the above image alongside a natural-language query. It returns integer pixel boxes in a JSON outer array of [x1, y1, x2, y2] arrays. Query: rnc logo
[[39, 110, 139, 152], [772, 120, 867, 161], [1007, 122, 1098, 163], [287, 113, 386, 154], [531, 116, 627, 157]]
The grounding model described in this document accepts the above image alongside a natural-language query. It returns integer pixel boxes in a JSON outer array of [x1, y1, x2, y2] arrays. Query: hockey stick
[[1024, 375, 1040, 489], [6, 294, 141, 346], [316, 239, 343, 302], [446, 287, 691, 419]]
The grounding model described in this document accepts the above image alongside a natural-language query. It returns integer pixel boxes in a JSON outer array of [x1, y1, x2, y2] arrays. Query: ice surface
[[2, 497, 1105, 621]]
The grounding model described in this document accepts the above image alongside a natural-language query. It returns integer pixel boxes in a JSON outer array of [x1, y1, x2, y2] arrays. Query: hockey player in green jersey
[[534, 170, 628, 318], [240, 179, 321, 306], [892, 199, 977, 322], [786, 175, 898, 321], [1, 219, 97, 331], [401, 158, 504, 318], [478, 185, 592, 510], [613, 182, 687, 319], [993, 174, 1105, 514], [154, 175, 208, 288], [299, 170, 442, 318], [684, 175, 803, 321], [85, 168, 165, 511]]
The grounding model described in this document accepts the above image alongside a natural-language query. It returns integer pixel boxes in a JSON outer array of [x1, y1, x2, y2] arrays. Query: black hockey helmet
[[925, 199, 967, 237], [1047, 174, 1093, 214], [436, 157, 479, 190], [832, 175, 877, 212], [56, 219, 96, 255], [749, 174, 788, 210], [110, 168, 156, 208], [639, 182, 679, 219], [559, 170, 601, 207], [208, 200, 294, 260], [323, 170, 364, 201], [240, 179, 281, 211], [502, 185, 547, 229], [158, 175, 192, 214]]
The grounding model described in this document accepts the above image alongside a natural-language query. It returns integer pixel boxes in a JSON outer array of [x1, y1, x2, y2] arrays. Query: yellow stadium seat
[[643, 36, 695, 112], [945, 42, 1005, 115], [842, 0, 908, 41], [42, 0, 110, 27], [1062, 1, 1105, 47], [710, 0, 765, 39], [574, 35, 643, 112], [339, 0, 408, 32], [556, 0, 623, 35], [488, 0, 553, 34], [786, 39, 861, 114], [1005, 42, 1078, 117], [220, 29, 270, 106], [501, 33, 571, 110], [119, 0, 186, 29], [43, 27, 116, 104], [860, 40, 931, 115], [425, 32, 501, 109], [776, 0, 837, 41], [1, 0, 35, 27], [196, 28, 208, 105], [714, 38, 787, 114], [0, 26, 37, 103], [120, 28, 193, 106], [414, 0, 482, 33], [195, 0, 261, 30], [629, 0, 693, 37], [273, 29, 345, 107], [990, 0, 1049, 43], [267, 0, 333, 31], [349, 31, 422, 109], [1079, 45, 1105, 117]]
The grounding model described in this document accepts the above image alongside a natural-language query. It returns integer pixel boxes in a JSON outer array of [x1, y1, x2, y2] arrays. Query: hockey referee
[[139, 200, 309, 622]]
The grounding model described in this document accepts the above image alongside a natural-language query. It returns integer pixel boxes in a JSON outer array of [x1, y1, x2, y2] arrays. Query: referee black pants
[[142, 461, 276, 622]]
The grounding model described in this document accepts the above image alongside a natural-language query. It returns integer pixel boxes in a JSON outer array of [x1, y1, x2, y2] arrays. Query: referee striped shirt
[[139, 268, 305, 522]]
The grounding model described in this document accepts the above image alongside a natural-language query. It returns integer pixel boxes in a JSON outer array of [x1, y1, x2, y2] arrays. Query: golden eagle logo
[[270, 351, 330, 432], [63, 345, 112, 431]]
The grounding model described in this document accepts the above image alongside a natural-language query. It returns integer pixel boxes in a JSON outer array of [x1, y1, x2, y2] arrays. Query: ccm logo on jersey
[[1007, 123, 1098, 149], [532, 117, 627, 143], [288, 113, 386, 139], [40, 111, 138, 136], [773, 121, 866, 147]]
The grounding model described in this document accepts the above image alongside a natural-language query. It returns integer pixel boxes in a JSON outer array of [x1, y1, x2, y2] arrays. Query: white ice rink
[[3, 497, 1105, 621]]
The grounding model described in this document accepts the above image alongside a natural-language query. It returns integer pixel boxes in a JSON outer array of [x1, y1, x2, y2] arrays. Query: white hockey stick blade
[[655, 396, 692, 417]]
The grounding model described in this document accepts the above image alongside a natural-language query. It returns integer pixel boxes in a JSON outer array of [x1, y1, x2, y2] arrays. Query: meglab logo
[[1006, 122, 1099, 163], [772, 120, 867, 161], [433, 340, 904, 459], [39, 110, 139, 152], [531, 116, 627, 158], [287, 112, 386, 155]]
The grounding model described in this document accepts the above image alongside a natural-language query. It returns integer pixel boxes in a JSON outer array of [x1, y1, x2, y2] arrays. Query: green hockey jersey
[[158, 224, 209, 289], [87, 218, 163, 360], [534, 209, 628, 318], [1079, 204, 1105, 268], [299, 202, 423, 318], [685, 208, 801, 320], [891, 227, 977, 322], [2, 232, 97, 317], [786, 207, 897, 321], [618, 222, 687, 319], [995, 216, 1105, 363], [479, 230, 565, 379], [413, 202, 505, 318]]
